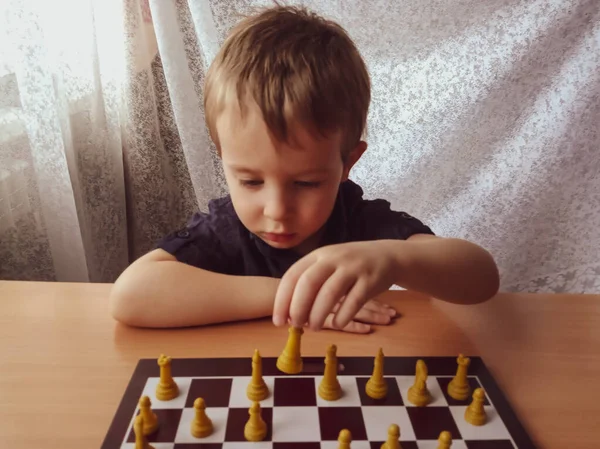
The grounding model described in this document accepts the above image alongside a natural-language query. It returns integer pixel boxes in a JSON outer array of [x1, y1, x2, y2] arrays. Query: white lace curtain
[[1, 0, 599, 293]]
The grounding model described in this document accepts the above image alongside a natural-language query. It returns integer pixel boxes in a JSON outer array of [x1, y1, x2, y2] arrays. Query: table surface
[[0, 280, 599, 449]]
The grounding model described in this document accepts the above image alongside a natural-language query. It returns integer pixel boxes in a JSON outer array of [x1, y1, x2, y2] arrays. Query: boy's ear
[[342, 141, 368, 181]]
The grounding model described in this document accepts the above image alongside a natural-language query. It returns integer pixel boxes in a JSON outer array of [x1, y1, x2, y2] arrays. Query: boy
[[109, 5, 499, 333]]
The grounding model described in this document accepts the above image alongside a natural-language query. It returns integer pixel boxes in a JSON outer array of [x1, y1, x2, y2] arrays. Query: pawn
[[244, 401, 267, 441], [381, 423, 401, 449], [319, 344, 342, 401], [138, 396, 158, 435], [366, 348, 388, 399], [247, 349, 269, 402], [191, 397, 213, 438], [464, 388, 487, 426], [437, 430, 452, 448], [338, 429, 352, 449], [134, 414, 155, 449]]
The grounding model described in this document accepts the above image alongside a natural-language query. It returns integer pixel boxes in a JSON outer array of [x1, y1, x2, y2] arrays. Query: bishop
[[318, 344, 342, 401], [366, 348, 387, 399], [247, 349, 269, 401]]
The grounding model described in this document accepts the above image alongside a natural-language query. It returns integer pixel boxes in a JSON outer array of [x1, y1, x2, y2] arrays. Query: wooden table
[[0, 281, 598, 449]]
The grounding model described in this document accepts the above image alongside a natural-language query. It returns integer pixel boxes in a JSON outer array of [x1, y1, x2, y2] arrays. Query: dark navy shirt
[[156, 180, 434, 278]]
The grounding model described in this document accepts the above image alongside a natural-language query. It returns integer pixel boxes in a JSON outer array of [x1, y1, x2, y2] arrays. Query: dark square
[[225, 407, 273, 441], [173, 445, 223, 449], [466, 441, 516, 449], [436, 377, 490, 406], [273, 444, 321, 449], [370, 443, 418, 449], [406, 406, 462, 441], [126, 408, 182, 442], [274, 377, 317, 406], [356, 377, 403, 406], [186, 378, 233, 408], [318, 407, 367, 441]]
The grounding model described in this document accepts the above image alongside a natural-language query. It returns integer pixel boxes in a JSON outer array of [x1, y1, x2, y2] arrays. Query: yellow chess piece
[[366, 348, 387, 399], [319, 344, 342, 401], [244, 401, 267, 441], [381, 423, 401, 449], [138, 396, 158, 435], [134, 414, 155, 449], [156, 354, 179, 401], [407, 359, 431, 406], [337, 429, 352, 449], [190, 397, 213, 438], [465, 388, 487, 425], [447, 354, 471, 401], [247, 349, 269, 401], [437, 430, 452, 448], [276, 326, 303, 374]]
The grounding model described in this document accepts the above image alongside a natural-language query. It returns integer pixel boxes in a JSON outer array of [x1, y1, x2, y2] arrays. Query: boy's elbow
[[469, 260, 500, 304], [109, 277, 146, 327]]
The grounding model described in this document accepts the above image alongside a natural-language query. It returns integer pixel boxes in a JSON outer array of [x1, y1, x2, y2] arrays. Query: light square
[[315, 375, 361, 407], [418, 440, 469, 449], [173, 407, 229, 443], [450, 406, 513, 440], [320, 441, 371, 449], [229, 376, 275, 407], [395, 375, 448, 406], [140, 377, 193, 409], [272, 406, 320, 442], [361, 406, 415, 441]]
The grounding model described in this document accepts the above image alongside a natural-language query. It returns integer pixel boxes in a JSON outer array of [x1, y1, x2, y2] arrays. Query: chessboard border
[[100, 356, 536, 449]]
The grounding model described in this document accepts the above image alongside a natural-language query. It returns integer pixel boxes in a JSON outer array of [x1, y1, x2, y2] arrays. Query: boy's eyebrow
[[227, 164, 331, 176]]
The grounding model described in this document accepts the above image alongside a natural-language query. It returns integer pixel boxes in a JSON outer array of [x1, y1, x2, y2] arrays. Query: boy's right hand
[[322, 298, 396, 334]]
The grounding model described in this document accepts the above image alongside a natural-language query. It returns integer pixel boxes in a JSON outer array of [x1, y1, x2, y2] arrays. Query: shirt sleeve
[[351, 198, 435, 241], [155, 209, 242, 275]]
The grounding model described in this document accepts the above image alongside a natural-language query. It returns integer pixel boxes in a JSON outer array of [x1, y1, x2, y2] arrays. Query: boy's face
[[216, 102, 365, 254]]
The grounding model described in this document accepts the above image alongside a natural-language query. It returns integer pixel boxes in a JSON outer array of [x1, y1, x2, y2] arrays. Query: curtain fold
[[1, 0, 598, 293]]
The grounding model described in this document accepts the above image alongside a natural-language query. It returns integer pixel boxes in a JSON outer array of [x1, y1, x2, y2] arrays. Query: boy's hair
[[204, 4, 371, 159]]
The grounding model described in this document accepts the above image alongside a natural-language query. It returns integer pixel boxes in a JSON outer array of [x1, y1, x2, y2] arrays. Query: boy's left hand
[[272, 240, 399, 330]]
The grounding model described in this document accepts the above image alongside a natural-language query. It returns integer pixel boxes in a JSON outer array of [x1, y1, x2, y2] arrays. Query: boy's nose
[[264, 192, 290, 221]]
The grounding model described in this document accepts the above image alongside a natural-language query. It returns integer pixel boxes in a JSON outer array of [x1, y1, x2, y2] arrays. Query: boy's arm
[[109, 249, 279, 328], [272, 234, 499, 329], [391, 234, 500, 304]]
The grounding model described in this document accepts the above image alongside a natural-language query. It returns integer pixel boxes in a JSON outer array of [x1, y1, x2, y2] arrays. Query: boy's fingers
[[363, 299, 396, 317], [288, 263, 335, 328], [308, 271, 355, 330], [324, 314, 371, 334], [354, 307, 392, 325], [331, 279, 369, 329], [273, 255, 314, 326]]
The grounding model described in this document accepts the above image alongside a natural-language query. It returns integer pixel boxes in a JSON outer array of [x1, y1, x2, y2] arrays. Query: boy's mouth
[[262, 232, 296, 243]]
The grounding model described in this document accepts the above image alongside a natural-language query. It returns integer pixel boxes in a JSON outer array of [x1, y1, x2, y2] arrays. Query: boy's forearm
[[110, 260, 279, 328], [388, 236, 500, 304]]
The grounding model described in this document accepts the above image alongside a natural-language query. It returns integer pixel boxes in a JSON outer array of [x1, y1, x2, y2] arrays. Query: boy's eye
[[295, 181, 321, 188], [240, 179, 263, 187]]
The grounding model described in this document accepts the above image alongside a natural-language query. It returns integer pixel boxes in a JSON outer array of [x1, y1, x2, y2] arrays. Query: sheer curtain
[[1, 0, 599, 293]]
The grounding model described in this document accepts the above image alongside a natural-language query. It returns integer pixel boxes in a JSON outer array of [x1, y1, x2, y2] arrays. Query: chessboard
[[101, 333, 535, 448]]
